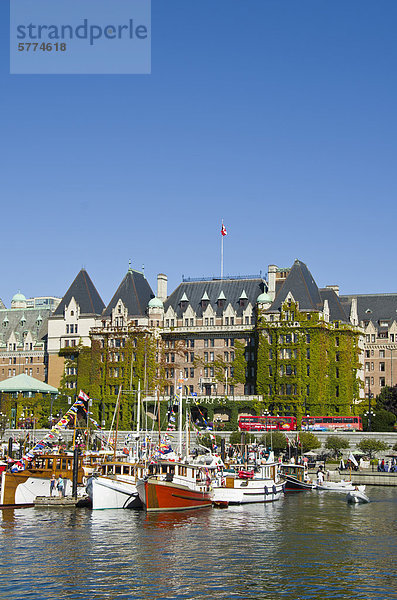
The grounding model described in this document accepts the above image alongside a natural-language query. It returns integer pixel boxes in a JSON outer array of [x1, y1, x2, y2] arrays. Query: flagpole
[[221, 220, 224, 279]]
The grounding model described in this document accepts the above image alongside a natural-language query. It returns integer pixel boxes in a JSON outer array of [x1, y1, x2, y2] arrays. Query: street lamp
[[365, 384, 374, 431]]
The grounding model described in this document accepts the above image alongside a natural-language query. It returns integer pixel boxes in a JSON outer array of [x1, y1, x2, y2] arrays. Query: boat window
[[122, 466, 130, 475], [61, 459, 67, 469], [115, 466, 122, 474], [161, 465, 168, 474]]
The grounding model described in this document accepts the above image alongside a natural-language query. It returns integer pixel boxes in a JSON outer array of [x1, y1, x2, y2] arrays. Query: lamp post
[[365, 385, 375, 431]]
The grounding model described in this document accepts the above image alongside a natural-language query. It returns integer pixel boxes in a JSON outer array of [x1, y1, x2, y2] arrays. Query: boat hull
[[137, 478, 212, 512], [346, 490, 370, 504], [92, 476, 142, 510], [212, 480, 284, 505], [284, 475, 315, 492], [1, 472, 72, 506]]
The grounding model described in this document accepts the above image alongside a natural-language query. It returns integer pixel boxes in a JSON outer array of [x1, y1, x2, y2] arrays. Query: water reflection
[[0, 489, 396, 599]]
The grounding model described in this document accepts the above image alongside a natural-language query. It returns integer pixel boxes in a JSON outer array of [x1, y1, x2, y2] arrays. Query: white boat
[[346, 489, 370, 504], [91, 461, 146, 510], [316, 480, 366, 493], [211, 462, 284, 505]]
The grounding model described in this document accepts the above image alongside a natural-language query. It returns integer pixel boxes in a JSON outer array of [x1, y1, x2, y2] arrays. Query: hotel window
[[224, 352, 229, 362], [66, 325, 69, 334], [204, 340, 209, 348], [371, 377, 374, 385], [210, 318, 214, 325], [190, 368, 194, 378], [190, 319, 193, 326], [365, 377, 370, 386], [245, 316, 249, 324], [380, 377, 385, 387], [365, 350, 370, 358], [371, 362, 374, 370], [171, 319, 175, 327], [380, 362, 385, 371], [205, 318, 209, 326], [210, 352, 214, 362], [166, 319, 169, 327], [210, 367, 214, 377], [190, 352, 194, 362], [185, 319, 189, 326], [230, 317, 234, 325], [210, 339, 214, 347], [391, 334, 395, 342], [225, 317, 229, 325], [379, 350, 385, 358], [230, 351, 234, 361], [184, 368, 189, 378], [204, 367, 208, 377], [204, 352, 208, 362], [185, 353, 189, 362], [371, 334, 375, 342]]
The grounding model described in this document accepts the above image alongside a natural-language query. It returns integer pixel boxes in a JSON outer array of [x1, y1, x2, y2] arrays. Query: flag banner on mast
[[221, 223, 227, 236]]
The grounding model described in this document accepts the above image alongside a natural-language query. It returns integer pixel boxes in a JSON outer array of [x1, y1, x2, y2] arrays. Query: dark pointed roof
[[103, 269, 154, 317], [164, 278, 265, 318], [54, 269, 105, 316], [268, 260, 350, 322], [269, 260, 322, 312]]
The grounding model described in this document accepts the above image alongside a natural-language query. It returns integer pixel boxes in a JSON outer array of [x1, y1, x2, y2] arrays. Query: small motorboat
[[346, 488, 370, 504], [316, 480, 366, 493]]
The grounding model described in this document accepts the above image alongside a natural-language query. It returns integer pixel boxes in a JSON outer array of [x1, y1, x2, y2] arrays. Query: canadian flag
[[221, 223, 227, 236]]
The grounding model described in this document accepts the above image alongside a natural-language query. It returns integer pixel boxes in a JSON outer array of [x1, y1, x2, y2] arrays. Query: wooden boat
[[280, 463, 315, 492], [211, 462, 284, 505], [91, 460, 147, 510], [136, 462, 212, 512], [1, 452, 100, 507]]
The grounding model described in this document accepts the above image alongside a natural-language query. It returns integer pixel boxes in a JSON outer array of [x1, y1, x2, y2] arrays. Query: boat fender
[[82, 476, 87, 486], [272, 485, 277, 495], [264, 485, 268, 495]]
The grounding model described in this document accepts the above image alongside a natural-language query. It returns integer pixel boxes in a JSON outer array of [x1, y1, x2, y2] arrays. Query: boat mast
[[113, 386, 122, 461], [179, 371, 183, 457], [136, 379, 141, 459]]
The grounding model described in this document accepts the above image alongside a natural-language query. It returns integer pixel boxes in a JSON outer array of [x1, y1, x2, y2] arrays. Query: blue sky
[[1, 0, 397, 307]]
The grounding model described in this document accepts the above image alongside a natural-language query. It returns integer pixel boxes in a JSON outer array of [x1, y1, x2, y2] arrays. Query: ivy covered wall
[[255, 301, 361, 422]]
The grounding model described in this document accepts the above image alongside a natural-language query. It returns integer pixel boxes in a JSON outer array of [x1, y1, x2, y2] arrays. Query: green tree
[[198, 432, 222, 449], [259, 431, 287, 454], [376, 386, 397, 417], [229, 431, 256, 445], [298, 431, 321, 453], [325, 435, 350, 458], [357, 438, 389, 459], [362, 409, 396, 432]]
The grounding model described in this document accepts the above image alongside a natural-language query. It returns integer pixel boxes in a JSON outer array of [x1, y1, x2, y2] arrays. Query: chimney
[[157, 273, 167, 302], [268, 265, 277, 301], [326, 285, 339, 296], [350, 297, 358, 326]]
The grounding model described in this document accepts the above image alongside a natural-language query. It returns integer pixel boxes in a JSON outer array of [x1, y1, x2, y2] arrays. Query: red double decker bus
[[238, 415, 297, 432], [301, 415, 363, 432]]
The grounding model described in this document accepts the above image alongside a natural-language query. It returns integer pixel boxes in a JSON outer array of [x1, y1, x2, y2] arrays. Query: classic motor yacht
[[136, 461, 212, 512], [211, 461, 285, 505]]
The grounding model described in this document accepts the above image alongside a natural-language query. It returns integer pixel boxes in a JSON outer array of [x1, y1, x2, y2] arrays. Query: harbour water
[[1, 487, 396, 599]]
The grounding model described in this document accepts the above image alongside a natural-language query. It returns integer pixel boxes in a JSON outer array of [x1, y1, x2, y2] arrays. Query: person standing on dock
[[57, 475, 65, 498], [50, 474, 56, 497]]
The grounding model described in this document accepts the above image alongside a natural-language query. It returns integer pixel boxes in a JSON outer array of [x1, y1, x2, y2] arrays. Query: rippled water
[[1, 487, 396, 599]]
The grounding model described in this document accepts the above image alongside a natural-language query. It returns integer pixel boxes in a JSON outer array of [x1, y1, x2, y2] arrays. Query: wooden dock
[[34, 496, 92, 508]]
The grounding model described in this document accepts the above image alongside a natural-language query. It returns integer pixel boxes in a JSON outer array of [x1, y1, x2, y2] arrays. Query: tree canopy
[[325, 435, 350, 458], [376, 386, 397, 418], [298, 431, 321, 453], [357, 438, 389, 459], [259, 431, 287, 453]]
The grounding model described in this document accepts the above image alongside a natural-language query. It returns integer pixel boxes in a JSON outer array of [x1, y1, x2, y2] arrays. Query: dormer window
[[71, 311, 74, 316]]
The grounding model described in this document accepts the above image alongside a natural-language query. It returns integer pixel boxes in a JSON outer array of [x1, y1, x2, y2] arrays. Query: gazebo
[[0, 374, 58, 429]]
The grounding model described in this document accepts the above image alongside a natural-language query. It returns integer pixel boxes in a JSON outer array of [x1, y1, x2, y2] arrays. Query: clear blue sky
[[1, 0, 397, 307]]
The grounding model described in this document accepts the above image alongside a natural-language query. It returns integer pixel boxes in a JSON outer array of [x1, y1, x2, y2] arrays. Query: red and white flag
[[221, 223, 227, 236], [78, 390, 90, 402]]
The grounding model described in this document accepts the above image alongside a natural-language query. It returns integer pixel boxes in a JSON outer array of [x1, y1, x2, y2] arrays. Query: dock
[[34, 496, 92, 508]]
